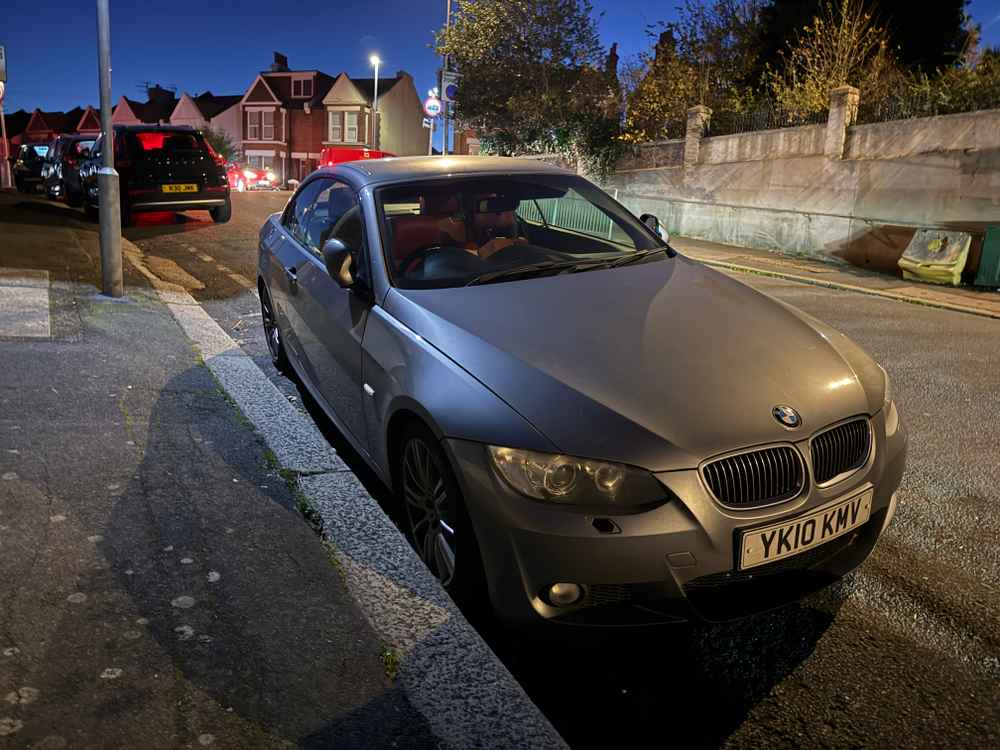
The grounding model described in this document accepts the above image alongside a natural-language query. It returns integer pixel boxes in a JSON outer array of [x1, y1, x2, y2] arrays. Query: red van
[[319, 147, 394, 167]]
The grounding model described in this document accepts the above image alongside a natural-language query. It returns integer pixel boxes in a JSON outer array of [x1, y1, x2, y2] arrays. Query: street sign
[[423, 96, 442, 118], [422, 117, 432, 129], [442, 71, 459, 103], [0, 46, 6, 83], [0, 82, 5, 102]]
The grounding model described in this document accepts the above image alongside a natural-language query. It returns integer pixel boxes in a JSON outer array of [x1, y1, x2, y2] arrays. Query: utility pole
[[0, 97, 9, 191], [0, 45, 10, 190], [96, 0, 123, 297], [440, 0, 451, 156]]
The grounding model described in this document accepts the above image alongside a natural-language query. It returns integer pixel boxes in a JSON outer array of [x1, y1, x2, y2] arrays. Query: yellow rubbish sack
[[898, 229, 971, 286]]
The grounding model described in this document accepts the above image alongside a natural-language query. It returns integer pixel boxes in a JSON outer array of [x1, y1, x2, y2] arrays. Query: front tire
[[210, 198, 232, 224], [397, 424, 488, 610]]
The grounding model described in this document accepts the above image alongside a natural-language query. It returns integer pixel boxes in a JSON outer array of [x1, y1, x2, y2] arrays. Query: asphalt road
[[126, 195, 1000, 749]]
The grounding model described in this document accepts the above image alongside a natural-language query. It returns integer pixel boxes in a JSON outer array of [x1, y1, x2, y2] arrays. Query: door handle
[[285, 266, 298, 289]]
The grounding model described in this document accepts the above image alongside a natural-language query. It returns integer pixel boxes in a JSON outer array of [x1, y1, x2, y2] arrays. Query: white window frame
[[247, 111, 260, 140], [328, 111, 343, 142], [345, 112, 358, 143], [292, 77, 313, 99], [262, 110, 275, 141]]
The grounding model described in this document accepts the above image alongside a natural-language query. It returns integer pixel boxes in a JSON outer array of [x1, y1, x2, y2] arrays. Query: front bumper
[[445, 407, 907, 627]]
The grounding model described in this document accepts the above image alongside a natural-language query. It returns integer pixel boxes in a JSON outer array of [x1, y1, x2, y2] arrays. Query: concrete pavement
[[0, 192, 564, 748], [0, 207, 438, 748], [674, 236, 1000, 320]]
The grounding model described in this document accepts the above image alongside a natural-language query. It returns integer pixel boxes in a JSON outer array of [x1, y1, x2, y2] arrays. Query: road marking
[[0, 270, 51, 338], [227, 273, 255, 290]]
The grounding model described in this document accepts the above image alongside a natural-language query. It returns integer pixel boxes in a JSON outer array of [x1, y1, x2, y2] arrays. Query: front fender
[[362, 301, 558, 481]]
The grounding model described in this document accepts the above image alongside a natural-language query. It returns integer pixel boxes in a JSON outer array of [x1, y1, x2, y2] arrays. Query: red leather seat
[[388, 193, 467, 264]]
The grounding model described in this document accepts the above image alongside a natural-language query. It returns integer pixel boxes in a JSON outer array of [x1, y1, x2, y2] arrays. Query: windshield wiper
[[606, 247, 670, 268], [464, 251, 669, 287], [465, 261, 567, 286]]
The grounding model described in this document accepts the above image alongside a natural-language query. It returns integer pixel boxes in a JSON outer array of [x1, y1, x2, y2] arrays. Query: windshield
[[376, 175, 664, 289]]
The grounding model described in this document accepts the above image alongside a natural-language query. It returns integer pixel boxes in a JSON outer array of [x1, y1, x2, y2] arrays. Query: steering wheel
[[397, 245, 446, 275]]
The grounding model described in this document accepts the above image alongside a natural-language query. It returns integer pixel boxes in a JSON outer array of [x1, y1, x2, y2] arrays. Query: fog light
[[547, 582, 583, 607]]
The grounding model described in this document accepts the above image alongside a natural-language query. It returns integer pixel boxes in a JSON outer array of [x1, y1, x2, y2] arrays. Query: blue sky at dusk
[[2, 0, 999, 115]]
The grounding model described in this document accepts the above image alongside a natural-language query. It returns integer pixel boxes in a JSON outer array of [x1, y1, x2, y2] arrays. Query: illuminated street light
[[370, 54, 381, 150]]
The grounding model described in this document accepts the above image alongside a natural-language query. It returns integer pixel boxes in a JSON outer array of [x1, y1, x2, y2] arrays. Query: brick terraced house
[[240, 52, 425, 184]]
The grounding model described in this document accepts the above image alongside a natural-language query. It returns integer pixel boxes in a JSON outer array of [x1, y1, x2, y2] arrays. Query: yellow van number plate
[[162, 184, 198, 193]]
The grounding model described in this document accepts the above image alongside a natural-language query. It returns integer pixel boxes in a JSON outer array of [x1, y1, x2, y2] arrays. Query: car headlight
[[243, 169, 256, 180], [488, 446, 666, 507]]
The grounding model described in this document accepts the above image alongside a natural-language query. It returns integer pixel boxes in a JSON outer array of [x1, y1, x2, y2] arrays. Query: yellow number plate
[[738, 489, 873, 570], [161, 184, 198, 193]]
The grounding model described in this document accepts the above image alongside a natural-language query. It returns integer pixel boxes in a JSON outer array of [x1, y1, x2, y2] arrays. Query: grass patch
[[380, 648, 401, 681], [323, 541, 348, 587]]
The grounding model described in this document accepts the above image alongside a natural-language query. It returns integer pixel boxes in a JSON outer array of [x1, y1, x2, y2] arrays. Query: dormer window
[[292, 77, 314, 98]]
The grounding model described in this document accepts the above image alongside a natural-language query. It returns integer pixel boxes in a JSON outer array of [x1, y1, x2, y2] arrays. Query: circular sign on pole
[[423, 96, 442, 118]]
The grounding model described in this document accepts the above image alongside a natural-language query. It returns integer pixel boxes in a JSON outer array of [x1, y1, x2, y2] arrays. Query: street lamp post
[[369, 54, 380, 151], [96, 0, 123, 297]]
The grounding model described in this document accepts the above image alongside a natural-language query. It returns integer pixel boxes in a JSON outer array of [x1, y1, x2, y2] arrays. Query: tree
[[436, 0, 613, 156], [766, 0, 904, 118], [202, 126, 239, 163], [623, 1, 762, 142], [752, 0, 973, 83], [623, 31, 701, 142]]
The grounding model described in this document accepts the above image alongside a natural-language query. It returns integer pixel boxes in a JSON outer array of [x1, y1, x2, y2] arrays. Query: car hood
[[387, 256, 883, 471]]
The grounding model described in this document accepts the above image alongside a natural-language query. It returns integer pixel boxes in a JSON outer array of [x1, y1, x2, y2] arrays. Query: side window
[[283, 178, 332, 248], [286, 179, 370, 287]]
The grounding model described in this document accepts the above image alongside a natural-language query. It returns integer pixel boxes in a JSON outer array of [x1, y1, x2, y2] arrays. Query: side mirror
[[640, 213, 669, 244], [321, 238, 354, 288]]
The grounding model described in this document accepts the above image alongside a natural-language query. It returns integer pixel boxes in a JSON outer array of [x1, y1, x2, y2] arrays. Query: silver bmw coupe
[[257, 156, 907, 626]]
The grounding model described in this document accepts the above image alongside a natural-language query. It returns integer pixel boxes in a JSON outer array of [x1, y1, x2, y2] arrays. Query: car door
[[283, 177, 373, 451]]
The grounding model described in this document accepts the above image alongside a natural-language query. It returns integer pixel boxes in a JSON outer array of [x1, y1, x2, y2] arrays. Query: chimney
[[147, 84, 175, 102], [395, 70, 410, 80], [271, 52, 290, 72]]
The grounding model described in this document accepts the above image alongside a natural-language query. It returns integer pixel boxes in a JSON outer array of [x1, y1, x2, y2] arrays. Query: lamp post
[[369, 54, 380, 151], [96, 0, 123, 297]]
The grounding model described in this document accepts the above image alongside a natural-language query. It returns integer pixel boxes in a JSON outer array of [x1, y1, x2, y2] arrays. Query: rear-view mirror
[[321, 238, 354, 288]]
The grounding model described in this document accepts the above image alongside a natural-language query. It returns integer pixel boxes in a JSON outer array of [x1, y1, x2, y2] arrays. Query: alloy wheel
[[260, 290, 282, 361], [402, 438, 457, 587]]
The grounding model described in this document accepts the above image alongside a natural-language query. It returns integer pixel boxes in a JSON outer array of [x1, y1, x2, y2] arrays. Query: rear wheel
[[397, 424, 487, 610], [259, 285, 290, 374], [84, 200, 98, 222], [14, 177, 24, 193], [211, 198, 232, 224]]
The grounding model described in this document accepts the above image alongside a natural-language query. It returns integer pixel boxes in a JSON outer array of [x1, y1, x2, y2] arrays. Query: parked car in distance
[[81, 125, 230, 226], [13, 142, 51, 193], [256, 156, 907, 628], [43, 135, 95, 206], [227, 163, 279, 192]]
